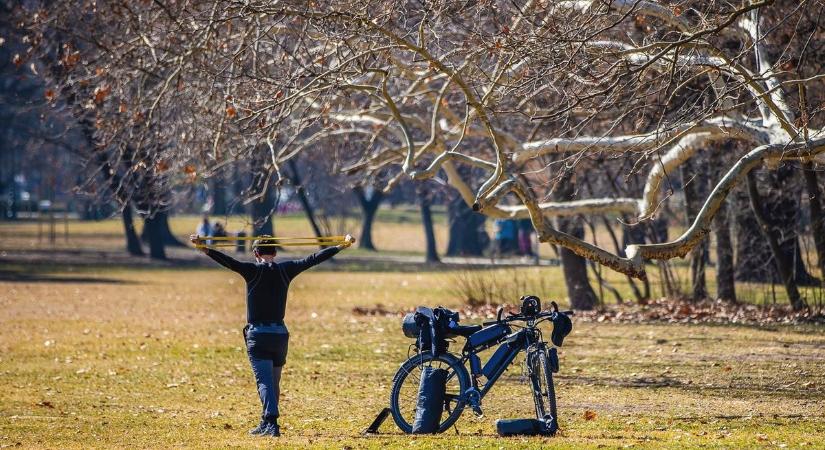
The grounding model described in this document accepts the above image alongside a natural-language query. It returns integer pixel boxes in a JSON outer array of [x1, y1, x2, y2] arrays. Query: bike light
[[520, 295, 541, 317]]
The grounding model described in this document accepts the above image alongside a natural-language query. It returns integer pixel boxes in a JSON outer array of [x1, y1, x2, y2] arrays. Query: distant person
[[493, 218, 517, 258], [518, 218, 535, 257], [196, 215, 212, 241], [213, 222, 227, 240], [191, 233, 355, 438]]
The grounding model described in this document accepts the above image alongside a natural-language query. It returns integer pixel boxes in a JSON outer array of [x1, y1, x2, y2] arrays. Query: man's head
[[252, 235, 277, 261]]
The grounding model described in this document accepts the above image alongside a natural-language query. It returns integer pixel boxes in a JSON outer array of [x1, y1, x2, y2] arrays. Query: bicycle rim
[[389, 352, 469, 433]]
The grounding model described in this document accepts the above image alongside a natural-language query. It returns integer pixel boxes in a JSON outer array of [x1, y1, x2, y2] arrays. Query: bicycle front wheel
[[527, 344, 558, 435], [389, 352, 470, 434]]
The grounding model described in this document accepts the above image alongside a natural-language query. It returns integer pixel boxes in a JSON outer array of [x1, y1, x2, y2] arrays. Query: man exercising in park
[[190, 233, 355, 437]]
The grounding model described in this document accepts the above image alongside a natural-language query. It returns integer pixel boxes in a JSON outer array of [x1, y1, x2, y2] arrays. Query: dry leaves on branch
[[62, 51, 80, 69], [93, 85, 110, 104]]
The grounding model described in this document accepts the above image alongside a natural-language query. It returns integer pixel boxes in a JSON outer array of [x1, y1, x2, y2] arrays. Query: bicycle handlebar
[[482, 309, 573, 326]]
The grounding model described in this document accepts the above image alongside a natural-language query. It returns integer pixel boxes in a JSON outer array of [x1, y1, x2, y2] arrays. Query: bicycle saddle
[[448, 322, 482, 337]]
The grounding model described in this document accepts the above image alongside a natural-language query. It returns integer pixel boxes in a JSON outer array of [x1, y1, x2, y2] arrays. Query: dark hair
[[252, 235, 278, 256]]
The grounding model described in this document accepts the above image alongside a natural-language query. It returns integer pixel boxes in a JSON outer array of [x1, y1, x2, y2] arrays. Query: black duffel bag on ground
[[411, 366, 448, 433], [496, 418, 555, 436]]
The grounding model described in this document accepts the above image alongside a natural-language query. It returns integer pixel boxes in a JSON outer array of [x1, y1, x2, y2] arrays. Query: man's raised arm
[[282, 235, 355, 279], [191, 234, 255, 278]]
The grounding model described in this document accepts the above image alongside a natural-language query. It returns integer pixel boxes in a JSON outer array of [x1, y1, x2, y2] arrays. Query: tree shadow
[[559, 374, 819, 400], [0, 269, 131, 284]]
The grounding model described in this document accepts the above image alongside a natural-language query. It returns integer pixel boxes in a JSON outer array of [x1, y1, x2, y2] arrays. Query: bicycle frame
[[459, 326, 541, 399]]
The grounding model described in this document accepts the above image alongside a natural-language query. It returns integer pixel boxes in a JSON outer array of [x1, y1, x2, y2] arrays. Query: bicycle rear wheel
[[527, 344, 558, 435], [389, 352, 470, 434]]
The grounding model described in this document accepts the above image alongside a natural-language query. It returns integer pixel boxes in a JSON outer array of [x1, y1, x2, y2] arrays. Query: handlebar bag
[[495, 418, 553, 436], [550, 313, 572, 347], [411, 366, 448, 434]]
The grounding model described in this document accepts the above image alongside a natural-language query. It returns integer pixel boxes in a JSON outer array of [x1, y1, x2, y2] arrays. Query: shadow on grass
[[1, 248, 549, 274], [560, 374, 819, 400], [0, 269, 132, 284]]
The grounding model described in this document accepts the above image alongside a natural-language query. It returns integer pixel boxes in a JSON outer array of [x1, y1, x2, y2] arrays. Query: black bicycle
[[389, 295, 573, 434]]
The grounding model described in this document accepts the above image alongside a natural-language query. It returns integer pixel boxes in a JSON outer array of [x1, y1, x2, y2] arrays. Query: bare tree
[[19, 1, 825, 308]]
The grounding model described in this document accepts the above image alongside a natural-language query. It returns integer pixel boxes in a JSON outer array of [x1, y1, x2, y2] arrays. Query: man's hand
[[190, 234, 208, 253], [339, 234, 356, 249]]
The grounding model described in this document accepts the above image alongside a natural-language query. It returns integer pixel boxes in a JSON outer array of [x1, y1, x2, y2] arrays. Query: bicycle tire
[[527, 344, 558, 435], [389, 352, 470, 434]]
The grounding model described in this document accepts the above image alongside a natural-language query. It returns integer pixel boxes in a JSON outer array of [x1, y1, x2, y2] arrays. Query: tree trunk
[[681, 159, 708, 301], [229, 163, 247, 215], [803, 162, 825, 280], [354, 186, 383, 251], [418, 187, 440, 263], [140, 210, 184, 246], [710, 150, 735, 302], [211, 174, 227, 216], [558, 219, 599, 310], [733, 189, 775, 282], [746, 172, 806, 311], [554, 174, 598, 310], [446, 195, 489, 256], [122, 203, 144, 256], [251, 186, 275, 236], [735, 167, 817, 286], [142, 213, 167, 260], [288, 160, 325, 248], [620, 223, 647, 256], [713, 197, 736, 301], [602, 216, 645, 303]]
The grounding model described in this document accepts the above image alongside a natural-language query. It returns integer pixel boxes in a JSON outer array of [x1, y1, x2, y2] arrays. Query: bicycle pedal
[[463, 387, 483, 417]]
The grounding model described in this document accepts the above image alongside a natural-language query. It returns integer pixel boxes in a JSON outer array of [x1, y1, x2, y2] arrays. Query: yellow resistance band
[[193, 235, 347, 248]]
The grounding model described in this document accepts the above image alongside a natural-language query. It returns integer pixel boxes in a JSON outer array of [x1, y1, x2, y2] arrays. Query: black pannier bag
[[411, 366, 448, 434], [495, 418, 554, 436], [466, 323, 510, 352], [401, 307, 459, 356]]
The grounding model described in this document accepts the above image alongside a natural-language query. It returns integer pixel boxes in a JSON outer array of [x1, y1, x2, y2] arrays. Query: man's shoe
[[249, 421, 267, 435], [262, 423, 280, 437]]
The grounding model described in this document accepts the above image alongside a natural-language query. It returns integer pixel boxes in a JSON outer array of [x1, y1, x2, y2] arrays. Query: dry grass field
[[1, 214, 824, 448]]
